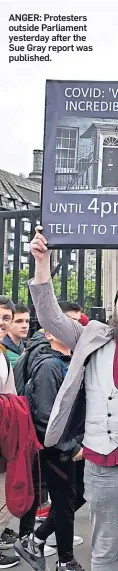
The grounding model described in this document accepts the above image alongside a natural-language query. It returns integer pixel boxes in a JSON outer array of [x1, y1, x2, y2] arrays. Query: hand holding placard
[[30, 226, 51, 284]]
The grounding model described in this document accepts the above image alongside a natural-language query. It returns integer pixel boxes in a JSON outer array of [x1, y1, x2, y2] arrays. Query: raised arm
[[29, 227, 83, 352]]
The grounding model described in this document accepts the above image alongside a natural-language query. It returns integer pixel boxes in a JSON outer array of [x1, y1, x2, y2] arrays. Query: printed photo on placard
[[54, 118, 118, 194]]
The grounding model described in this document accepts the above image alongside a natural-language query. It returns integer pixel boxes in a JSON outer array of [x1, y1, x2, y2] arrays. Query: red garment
[[83, 340, 118, 466], [83, 445, 118, 466], [0, 394, 43, 518], [80, 314, 89, 326]]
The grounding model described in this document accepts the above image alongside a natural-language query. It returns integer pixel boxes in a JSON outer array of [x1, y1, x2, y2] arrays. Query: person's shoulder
[[35, 354, 61, 372], [34, 355, 61, 385], [40, 355, 61, 368], [85, 320, 109, 331], [0, 341, 7, 352]]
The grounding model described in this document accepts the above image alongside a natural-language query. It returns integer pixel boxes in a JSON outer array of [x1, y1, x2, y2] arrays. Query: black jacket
[[26, 331, 86, 457]]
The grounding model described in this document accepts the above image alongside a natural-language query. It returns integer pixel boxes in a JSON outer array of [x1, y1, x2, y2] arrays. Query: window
[[56, 138, 61, 149], [68, 159, 75, 169], [10, 219, 15, 229], [21, 256, 28, 263], [8, 254, 14, 261], [23, 243, 30, 253], [55, 127, 78, 171], [21, 235, 28, 242], [9, 201, 14, 208], [70, 139, 77, 149], [71, 252, 76, 261], [23, 221, 31, 232], [8, 233, 15, 240], [10, 240, 14, 250], [70, 129, 76, 138], [61, 159, 68, 168], [69, 150, 75, 158], [62, 139, 69, 148], [61, 150, 68, 159]]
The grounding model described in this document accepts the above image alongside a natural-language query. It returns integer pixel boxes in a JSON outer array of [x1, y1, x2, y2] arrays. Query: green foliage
[[3, 272, 13, 299], [3, 267, 103, 316], [53, 270, 99, 315], [3, 268, 29, 303], [53, 274, 61, 298]]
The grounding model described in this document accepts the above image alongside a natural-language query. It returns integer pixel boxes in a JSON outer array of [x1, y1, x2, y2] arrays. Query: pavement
[[8, 504, 91, 571]]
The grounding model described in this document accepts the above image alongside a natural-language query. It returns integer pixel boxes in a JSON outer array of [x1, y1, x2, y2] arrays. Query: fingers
[[72, 448, 83, 462], [35, 225, 47, 242], [30, 226, 48, 253], [31, 239, 47, 252], [35, 225, 43, 236], [73, 457, 82, 462], [35, 232, 47, 245]]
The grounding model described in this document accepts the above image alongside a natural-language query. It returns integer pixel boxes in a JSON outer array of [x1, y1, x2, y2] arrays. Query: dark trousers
[[36, 459, 85, 541], [19, 452, 85, 564]]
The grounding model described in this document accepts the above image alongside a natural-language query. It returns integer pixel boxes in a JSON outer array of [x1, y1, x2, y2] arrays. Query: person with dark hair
[[0, 295, 20, 567], [15, 301, 85, 571], [3, 303, 30, 368], [59, 301, 82, 313], [0, 295, 15, 317], [59, 301, 89, 327]]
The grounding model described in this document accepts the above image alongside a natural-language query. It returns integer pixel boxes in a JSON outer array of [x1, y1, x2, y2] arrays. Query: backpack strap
[[23, 349, 31, 387], [23, 343, 39, 388], [56, 357, 69, 380]]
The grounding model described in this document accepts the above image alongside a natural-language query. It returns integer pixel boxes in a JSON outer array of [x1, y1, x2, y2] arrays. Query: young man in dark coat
[[15, 302, 86, 571]]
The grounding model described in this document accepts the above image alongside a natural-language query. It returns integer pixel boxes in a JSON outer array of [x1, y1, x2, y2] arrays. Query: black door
[[102, 147, 118, 187]]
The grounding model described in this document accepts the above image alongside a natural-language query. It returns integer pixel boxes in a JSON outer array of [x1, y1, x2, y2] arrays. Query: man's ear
[[45, 331, 52, 341]]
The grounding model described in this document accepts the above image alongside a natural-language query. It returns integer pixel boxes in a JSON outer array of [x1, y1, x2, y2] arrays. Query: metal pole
[[95, 249, 102, 306], [0, 216, 5, 293], [78, 249, 85, 308], [12, 218, 21, 303], [61, 250, 69, 300]]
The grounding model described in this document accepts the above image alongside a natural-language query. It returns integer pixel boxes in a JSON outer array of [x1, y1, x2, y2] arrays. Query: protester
[[0, 296, 20, 568], [14, 329, 57, 558], [15, 307, 85, 571], [28, 226, 118, 571], [3, 303, 30, 367], [46, 301, 87, 550], [59, 301, 89, 327], [13, 310, 87, 547]]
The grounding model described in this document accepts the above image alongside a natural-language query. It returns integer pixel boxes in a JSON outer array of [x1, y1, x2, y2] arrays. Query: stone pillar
[[103, 250, 118, 320]]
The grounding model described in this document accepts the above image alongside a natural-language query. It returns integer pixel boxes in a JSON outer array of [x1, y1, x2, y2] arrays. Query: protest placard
[[41, 80, 118, 247]]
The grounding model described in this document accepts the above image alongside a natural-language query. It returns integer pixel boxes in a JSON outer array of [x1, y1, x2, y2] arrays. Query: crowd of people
[[0, 225, 118, 571]]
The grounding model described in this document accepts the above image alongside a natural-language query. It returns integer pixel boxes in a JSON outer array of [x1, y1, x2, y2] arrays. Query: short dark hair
[[14, 303, 30, 314], [59, 301, 81, 313], [0, 295, 15, 317], [114, 291, 118, 306]]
